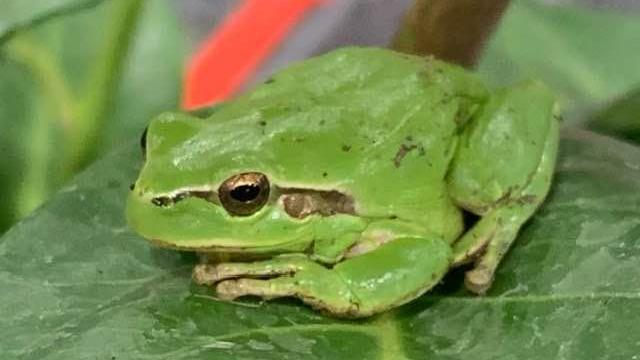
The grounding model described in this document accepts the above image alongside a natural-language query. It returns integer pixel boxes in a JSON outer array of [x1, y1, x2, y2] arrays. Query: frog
[[126, 47, 559, 318]]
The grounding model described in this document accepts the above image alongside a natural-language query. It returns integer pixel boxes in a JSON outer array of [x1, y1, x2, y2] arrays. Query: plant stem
[[6, 37, 77, 132], [391, 0, 511, 68], [16, 104, 53, 217], [66, 0, 145, 177], [5, 36, 77, 217]]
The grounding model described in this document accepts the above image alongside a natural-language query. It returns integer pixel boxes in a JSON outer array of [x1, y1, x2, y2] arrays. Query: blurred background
[[1, 0, 639, 235]]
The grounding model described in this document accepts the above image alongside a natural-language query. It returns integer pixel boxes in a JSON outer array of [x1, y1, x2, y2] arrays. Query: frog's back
[[158, 48, 488, 238]]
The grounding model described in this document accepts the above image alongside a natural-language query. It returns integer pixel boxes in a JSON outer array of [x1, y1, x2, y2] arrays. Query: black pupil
[[230, 185, 260, 202]]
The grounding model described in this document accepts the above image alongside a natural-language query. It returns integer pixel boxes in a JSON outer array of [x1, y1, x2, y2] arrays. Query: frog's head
[[126, 47, 458, 254], [126, 109, 367, 255]]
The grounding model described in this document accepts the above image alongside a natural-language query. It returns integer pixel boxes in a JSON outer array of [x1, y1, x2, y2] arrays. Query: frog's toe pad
[[215, 279, 244, 300], [464, 267, 493, 295], [192, 264, 221, 285]]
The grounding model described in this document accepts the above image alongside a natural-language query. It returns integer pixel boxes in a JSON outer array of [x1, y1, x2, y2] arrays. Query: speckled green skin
[[127, 47, 559, 317]]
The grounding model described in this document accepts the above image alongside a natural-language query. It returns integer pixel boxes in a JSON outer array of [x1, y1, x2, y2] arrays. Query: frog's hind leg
[[447, 80, 559, 294]]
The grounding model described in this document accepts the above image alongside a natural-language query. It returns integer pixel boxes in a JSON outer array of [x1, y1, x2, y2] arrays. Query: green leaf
[[0, 0, 106, 45], [586, 87, 640, 144], [2, 128, 639, 359], [478, 0, 640, 119]]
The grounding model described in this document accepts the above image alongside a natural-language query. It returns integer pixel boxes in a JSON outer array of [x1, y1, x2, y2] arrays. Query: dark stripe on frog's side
[[145, 185, 357, 219], [149, 190, 219, 207], [278, 187, 355, 219]]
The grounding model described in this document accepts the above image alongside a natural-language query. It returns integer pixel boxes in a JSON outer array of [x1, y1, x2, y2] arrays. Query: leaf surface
[[1, 129, 639, 359]]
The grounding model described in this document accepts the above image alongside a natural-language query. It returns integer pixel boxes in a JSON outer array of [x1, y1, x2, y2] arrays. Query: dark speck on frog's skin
[[265, 78, 275, 84], [518, 195, 538, 205], [258, 120, 267, 127], [342, 144, 352, 152], [322, 172, 328, 178], [393, 143, 418, 168]]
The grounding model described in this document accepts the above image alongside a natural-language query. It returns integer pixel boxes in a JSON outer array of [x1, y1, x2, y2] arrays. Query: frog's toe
[[193, 255, 317, 287], [215, 278, 296, 301], [192, 262, 248, 285], [192, 264, 220, 285], [464, 266, 493, 295], [215, 276, 360, 316], [215, 279, 244, 300]]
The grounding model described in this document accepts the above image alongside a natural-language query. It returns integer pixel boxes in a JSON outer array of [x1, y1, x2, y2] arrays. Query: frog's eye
[[218, 172, 270, 216]]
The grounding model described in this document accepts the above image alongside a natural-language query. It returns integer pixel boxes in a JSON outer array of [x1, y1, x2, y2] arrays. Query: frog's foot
[[194, 237, 451, 318], [451, 119, 558, 294], [447, 82, 559, 294], [451, 207, 522, 294]]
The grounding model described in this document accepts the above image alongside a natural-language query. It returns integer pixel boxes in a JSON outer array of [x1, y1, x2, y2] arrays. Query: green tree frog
[[127, 47, 559, 318]]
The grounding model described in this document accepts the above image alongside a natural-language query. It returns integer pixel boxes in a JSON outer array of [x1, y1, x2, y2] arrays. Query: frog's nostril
[[140, 126, 149, 158]]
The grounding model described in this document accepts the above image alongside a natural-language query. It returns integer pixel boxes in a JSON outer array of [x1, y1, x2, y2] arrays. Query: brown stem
[[391, 0, 511, 68]]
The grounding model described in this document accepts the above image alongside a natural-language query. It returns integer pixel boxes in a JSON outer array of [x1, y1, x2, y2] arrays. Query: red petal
[[182, 0, 324, 110]]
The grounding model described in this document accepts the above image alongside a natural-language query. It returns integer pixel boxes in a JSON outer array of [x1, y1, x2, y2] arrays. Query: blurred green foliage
[[0, 0, 183, 233], [586, 88, 640, 143], [478, 0, 640, 119], [0, 0, 104, 44]]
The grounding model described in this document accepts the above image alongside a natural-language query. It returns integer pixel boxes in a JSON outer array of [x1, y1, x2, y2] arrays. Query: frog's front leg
[[194, 255, 358, 314], [447, 80, 560, 294], [193, 254, 314, 285], [194, 237, 451, 318]]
